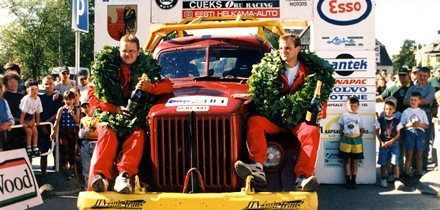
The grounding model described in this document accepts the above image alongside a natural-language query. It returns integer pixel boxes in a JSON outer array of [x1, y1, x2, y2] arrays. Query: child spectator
[[338, 97, 365, 189], [51, 91, 80, 180], [375, 100, 404, 190], [0, 79, 15, 152], [38, 76, 64, 175], [401, 92, 429, 181], [19, 81, 43, 158], [78, 98, 98, 189]]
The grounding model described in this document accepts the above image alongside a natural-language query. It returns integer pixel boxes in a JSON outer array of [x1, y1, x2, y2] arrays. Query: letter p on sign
[[71, 0, 88, 32]]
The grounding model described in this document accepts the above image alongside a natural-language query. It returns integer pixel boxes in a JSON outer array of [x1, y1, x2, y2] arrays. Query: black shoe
[[64, 169, 72, 180], [345, 183, 352, 189], [351, 181, 357, 189], [33, 150, 41, 157], [27, 150, 34, 158]]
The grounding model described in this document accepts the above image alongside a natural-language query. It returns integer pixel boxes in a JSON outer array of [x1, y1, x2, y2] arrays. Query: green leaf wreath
[[248, 50, 335, 129], [91, 45, 162, 136]]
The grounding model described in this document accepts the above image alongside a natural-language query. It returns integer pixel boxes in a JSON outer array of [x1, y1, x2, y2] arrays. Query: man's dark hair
[[279, 33, 301, 48], [410, 91, 422, 99], [120, 33, 140, 50], [3, 63, 20, 74], [3, 72, 21, 86], [347, 96, 359, 105], [384, 101, 396, 108]]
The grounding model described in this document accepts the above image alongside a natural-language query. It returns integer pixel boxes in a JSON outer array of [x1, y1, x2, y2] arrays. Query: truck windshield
[[158, 48, 263, 79]]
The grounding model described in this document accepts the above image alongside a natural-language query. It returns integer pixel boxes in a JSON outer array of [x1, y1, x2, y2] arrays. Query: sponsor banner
[[0, 149, 42, 209], [181, 0, 280, 19], [320, 113, 375, 140], [316, 139, 376, 183], [95, 0, 150, 54], [176, 106, 210, 111], [315, 50, 376, 78], [152, 0, 313, 23], [182, 8, 280, 18], [165, 96, 229, 106], [313, 0, 375, 51], [328, 92, 375, 103], [327, 99, 375, 113]]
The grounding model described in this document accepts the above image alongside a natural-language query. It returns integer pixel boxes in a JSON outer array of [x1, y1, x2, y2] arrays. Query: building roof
[[376, 39, 393, 66], [421, 38, 440, 54]]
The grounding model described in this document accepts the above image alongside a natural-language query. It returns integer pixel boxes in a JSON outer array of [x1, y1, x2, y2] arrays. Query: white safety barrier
[[11, 121, 59, 171]]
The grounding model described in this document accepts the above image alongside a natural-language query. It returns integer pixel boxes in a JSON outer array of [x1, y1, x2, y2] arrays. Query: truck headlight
[[264, 143, 283, 169]]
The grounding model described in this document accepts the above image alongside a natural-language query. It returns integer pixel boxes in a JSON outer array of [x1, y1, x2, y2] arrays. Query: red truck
[[78, 16, 317, 210]]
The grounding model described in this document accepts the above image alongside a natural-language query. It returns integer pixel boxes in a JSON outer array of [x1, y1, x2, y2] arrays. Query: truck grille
[[150, 115, 242, 192]]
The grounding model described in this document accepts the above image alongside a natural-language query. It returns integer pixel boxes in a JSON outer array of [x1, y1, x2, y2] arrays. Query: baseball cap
[[412, 66, 421, 72], [60, 66, 70, 73], [384, 96, 397, 107], [78, 69, 88, 80], [80, 97, 89, 106], [397, 67, 409, 75]]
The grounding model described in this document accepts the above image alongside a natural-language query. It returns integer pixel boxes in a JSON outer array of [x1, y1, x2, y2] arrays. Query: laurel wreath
[[248, 51, 335, 129], [91, 45, 162, 136]]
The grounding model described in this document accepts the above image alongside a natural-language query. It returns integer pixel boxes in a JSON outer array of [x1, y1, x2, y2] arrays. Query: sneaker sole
[[115, 186, 132, 194], [234, 162, 266, 184], [395, 184, 404, 190], [302, 176, 319, 192], [92, 178, 108, 192]]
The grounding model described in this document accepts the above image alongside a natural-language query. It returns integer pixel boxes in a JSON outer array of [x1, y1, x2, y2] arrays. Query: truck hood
[[149, 81, 250, 116]]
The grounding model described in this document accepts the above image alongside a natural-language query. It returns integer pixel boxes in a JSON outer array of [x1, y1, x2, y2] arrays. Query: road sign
[[71, 0, 88, 32]]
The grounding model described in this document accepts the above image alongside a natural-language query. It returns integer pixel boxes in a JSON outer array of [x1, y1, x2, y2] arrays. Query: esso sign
[[317, 0, 372, 26]]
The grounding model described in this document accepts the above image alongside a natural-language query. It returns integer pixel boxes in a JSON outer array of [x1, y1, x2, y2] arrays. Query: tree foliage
[[0, 0, 95, 81], [392, 39, 417, 70]]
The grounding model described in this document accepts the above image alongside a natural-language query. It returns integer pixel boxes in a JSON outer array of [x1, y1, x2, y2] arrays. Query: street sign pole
[[72, 0, 88, 84]]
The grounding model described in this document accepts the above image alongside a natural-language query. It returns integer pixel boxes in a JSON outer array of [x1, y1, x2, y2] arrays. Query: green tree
[[0, 0, 94, 81], [392, 39, 416, 71]]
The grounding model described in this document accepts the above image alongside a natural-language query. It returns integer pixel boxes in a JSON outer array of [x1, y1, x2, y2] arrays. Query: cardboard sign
[[0, 149, 42, 209]]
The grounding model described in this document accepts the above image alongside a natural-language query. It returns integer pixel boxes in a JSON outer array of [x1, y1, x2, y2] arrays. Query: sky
[[1, 0, 440, 57], [375, 0, 440, 57]]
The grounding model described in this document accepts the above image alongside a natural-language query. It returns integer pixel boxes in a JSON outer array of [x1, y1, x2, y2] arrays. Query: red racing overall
[[87, 64, 173, 190], [246, 61, 326, 179]]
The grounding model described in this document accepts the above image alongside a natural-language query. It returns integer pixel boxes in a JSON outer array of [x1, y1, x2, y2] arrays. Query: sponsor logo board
[[313, 0, 375, 51], [0, 149, 42, 209]]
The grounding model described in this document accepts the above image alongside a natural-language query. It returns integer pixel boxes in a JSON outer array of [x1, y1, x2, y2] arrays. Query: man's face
[[418, 71, 430, 84], [79, 76, 88, 86], [120, 40, 140, 66], [411, 71, 418, 81], [279, 38, 300, 64], [42, 78, 55, 92], [60, 71, 70, 81], [398, 73, 409, 84]]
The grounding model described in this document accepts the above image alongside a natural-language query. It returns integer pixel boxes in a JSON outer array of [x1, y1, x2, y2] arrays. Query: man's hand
[[136, 80, 150, 92], [230, 93, 253, 104], [116, 105, 131, 117], [52, 92, 60, 101], [316, 111, 323, 124]]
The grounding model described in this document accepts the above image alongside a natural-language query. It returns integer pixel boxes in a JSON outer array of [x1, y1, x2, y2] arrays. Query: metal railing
[[11, 121, 59, 171]]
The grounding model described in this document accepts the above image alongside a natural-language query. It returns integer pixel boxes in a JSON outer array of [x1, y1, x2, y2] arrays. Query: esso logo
[[317, 0, 372, 26]]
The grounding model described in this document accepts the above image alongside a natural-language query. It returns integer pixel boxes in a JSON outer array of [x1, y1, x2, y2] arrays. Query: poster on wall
[[95, 0, 150, 54], [313, 0, 375, 51]]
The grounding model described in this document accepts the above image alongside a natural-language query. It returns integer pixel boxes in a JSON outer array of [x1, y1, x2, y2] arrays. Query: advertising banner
[[313, 0, 375, 51], [151, 0, 313, 23], [95, 0, 151, 54], [0, 149, 42, 209]]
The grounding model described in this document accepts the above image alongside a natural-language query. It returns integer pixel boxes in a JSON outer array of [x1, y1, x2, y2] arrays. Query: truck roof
[[145, 16, 286, 52]]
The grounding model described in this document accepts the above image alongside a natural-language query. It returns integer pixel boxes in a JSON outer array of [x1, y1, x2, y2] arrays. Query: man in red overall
[[87, 34, 173, 193], [231, 34, 323, 192]]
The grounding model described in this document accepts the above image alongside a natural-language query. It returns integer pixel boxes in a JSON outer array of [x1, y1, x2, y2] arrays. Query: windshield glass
[[158, 48, 263, 79]]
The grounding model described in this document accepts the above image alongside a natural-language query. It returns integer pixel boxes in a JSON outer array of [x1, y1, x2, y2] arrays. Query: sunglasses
[[62, 72, 70, 75], [80, 78, 86, 81]]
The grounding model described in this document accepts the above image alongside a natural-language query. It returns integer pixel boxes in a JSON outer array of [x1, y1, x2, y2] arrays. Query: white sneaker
[[114, 172, 132, 194], [91, 174, 109, 192], [380, 179, 388, 188], [387, 174, 395, 182], [294, 175, 319, 192], [394, 180, 404, 190], [234, 161, 266, 184]]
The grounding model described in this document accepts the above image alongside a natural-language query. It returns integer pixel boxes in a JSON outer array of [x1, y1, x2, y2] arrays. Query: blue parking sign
[[71, 0, 89, 32]]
